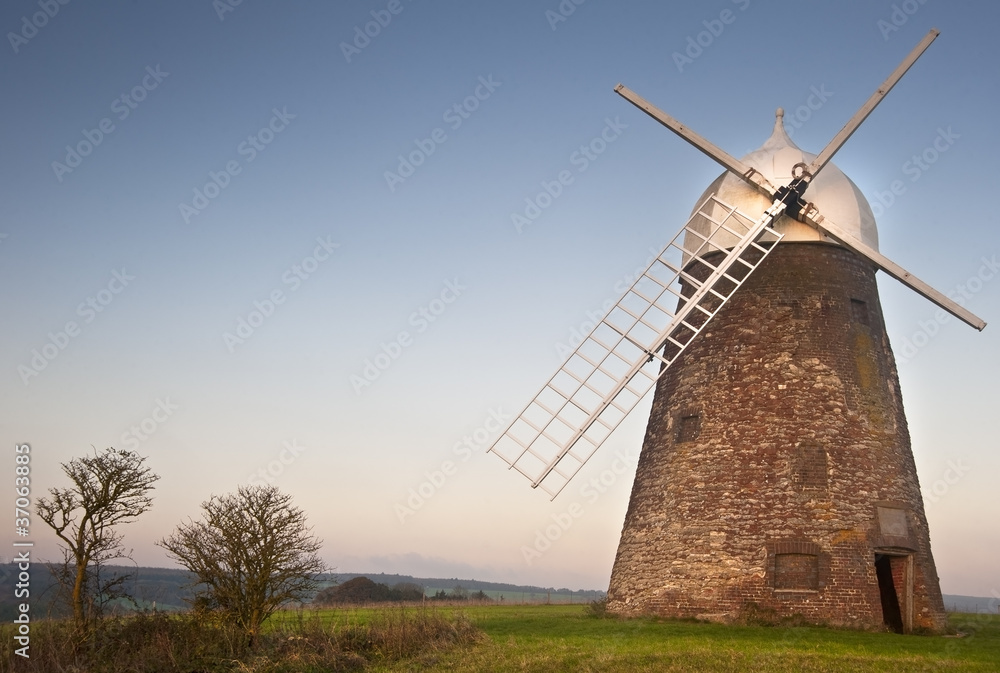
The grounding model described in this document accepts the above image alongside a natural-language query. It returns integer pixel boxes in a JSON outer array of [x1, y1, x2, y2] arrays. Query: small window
[[850, 298, 870, 327], [774, 553, 819, 590], [677, 414, 700, 443]]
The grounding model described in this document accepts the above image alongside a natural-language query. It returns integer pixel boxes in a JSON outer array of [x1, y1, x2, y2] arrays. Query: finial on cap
[[772, 107, 789, 137]]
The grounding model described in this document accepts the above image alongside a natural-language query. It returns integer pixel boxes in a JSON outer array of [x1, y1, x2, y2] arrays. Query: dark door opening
[[875, 554, 904, 633]]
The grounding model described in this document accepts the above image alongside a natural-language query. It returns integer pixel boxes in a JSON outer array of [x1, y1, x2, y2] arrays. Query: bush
[[0, 608, 481, 672], [314, 577, 426, 605], [158, 485, 326, 644], [0, 612, 246, 673], [586, 597, 609, 618]]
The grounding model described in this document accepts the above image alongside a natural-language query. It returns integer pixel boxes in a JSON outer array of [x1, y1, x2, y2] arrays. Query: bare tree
[[158, 485, 326, 643], [36, 447, 158, 632]]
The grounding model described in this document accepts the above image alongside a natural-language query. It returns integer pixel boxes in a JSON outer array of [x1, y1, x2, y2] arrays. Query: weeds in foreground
[[0, 607, 481, 673], [585, 597, 610, 618], [737, 601, 820, 628]]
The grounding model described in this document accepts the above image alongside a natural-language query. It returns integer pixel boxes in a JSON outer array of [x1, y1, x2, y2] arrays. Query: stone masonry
[[606, 241, 947, 632]]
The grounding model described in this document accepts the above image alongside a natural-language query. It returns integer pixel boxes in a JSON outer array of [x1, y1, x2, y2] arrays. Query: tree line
[[313, 576, 493, 605]]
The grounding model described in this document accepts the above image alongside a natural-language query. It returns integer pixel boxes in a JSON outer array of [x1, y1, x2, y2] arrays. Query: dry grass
[[0, 607, 481, 673]]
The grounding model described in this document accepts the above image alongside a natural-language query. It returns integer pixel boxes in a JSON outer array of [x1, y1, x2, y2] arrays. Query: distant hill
[[330, 572, 605, 604], [0, 564, 605, 620], [943, 594, 1000, 614], [0, 563, 199, 620]]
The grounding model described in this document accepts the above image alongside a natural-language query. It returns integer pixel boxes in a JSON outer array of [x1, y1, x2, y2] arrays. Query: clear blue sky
[[2, 0, 998, 595]]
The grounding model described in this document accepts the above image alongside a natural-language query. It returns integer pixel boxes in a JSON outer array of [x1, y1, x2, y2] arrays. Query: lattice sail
[[489, 195, 786, 499]]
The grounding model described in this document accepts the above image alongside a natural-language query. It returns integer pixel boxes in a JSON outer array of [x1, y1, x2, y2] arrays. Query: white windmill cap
[[689, 108, 879, 251]]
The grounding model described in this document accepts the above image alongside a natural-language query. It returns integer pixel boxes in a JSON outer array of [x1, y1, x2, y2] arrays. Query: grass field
[[350, 604, 1000, 672], [4, 604, 998, 671], [420, 588, 588, 604]]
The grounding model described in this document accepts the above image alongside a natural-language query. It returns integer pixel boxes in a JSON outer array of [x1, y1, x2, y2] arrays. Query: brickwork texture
[[606, 242, 947, 632]]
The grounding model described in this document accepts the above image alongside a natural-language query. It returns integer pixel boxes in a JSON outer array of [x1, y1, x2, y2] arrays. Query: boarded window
[[774, 553, 819, 590], [850, 298, 870, 327], [877, 507, 909, 538], [677, 414, 700, 443], [793, 443, 828, 490]]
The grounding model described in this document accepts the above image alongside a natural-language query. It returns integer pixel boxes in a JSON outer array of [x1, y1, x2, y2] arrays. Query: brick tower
[[605, 112, 947, 632]]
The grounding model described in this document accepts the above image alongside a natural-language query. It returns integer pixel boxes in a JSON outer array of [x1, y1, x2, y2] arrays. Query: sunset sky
[[2, 0, 998, 595]]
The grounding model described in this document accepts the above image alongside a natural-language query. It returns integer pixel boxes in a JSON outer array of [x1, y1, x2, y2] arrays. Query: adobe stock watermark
[[383, 75, 501, 193], [223, 236, 339, 353], [119, 398, 180, 451], [248, 440, 307, 486], [350, 278, 466, 394], [672, 0, 751, 73], [868, 126, 959, 219], [783, 85, 834, 140], [511, 116, 627, 234], [555, 246, 660, 358], [937, 588, 1000, 661], [179, 107, 296, 224], [7, 0, 72, 54], [877, 0, 929, 41], [213, 0, 246, 21], [545, 0, 588, 31], [394, 407, 510, 524], [521, 448, 637, 565], [921, 457, 970, 511], [341, 0, 415, 63], [18, 268, 136, 386], [896, 255, 997, 365], [51, 65, 170, 183]]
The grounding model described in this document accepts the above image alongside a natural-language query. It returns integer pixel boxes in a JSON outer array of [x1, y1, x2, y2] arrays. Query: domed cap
[[688, 109, 879, 251]]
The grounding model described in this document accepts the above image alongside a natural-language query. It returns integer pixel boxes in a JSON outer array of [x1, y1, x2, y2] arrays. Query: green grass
[[3, 605, 997, 671], [358, 605, 1000, 672]]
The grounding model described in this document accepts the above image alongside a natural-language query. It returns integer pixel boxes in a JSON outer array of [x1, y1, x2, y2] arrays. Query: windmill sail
[[613, 30, 984, 333], [489, 195, 785, 498]]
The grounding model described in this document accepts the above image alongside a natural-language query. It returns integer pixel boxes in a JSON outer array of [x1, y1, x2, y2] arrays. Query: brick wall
[[606, 242, 947, 632]]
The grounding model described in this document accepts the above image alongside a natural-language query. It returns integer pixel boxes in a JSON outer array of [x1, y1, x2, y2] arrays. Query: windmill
[[488, 29, 986, 633]]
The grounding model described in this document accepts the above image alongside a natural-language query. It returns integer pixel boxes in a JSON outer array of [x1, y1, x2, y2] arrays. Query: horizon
[[2, 560, 997, 604], [2, 1, 998, 597]]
